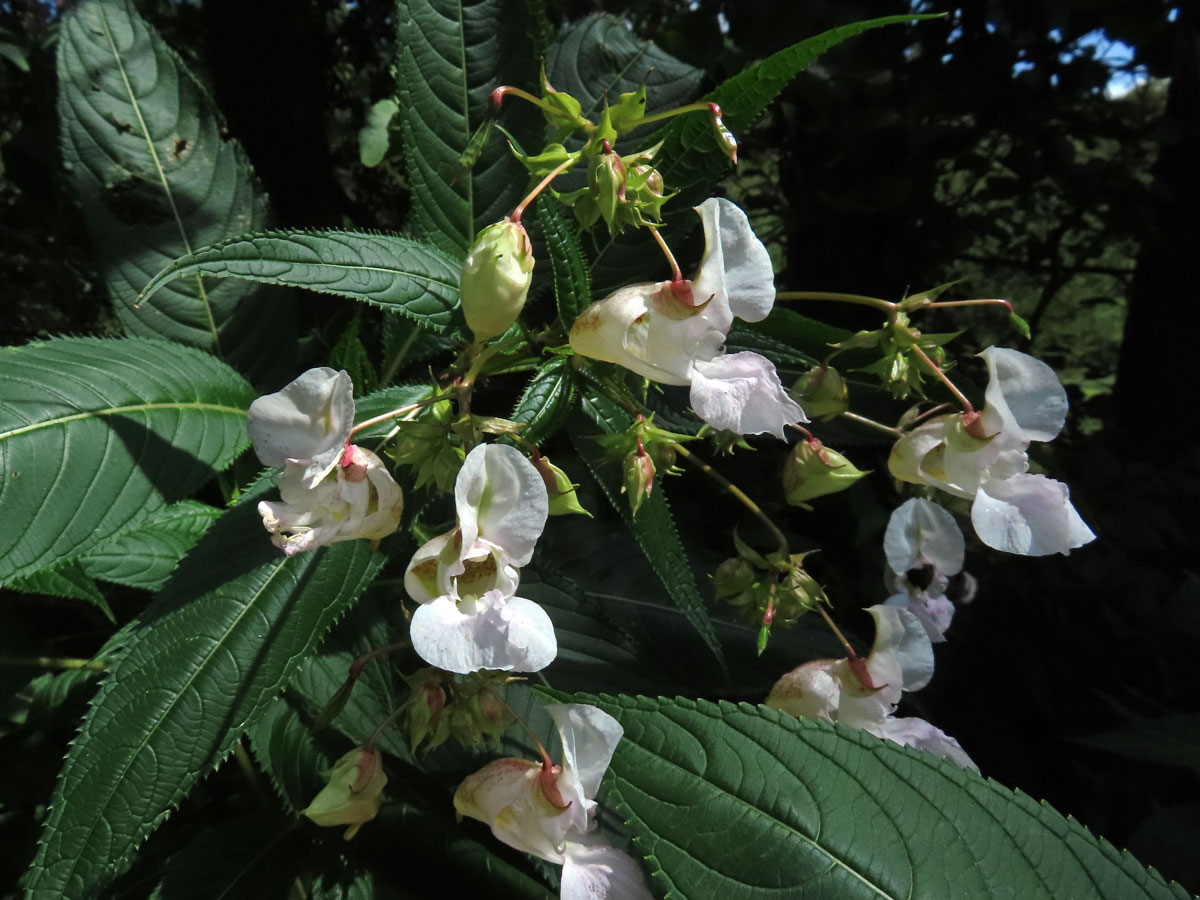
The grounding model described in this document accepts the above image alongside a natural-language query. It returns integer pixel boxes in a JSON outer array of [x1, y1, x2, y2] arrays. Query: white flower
[[248, 367, 354, 488], [570, 197, 805, 438], [249, 369, 403, 555], [766, 605, 977, 770], [454, 704, 653, 900], [882, 498, 965, 642], [405, 443, 556, 674], [889, 347, 1096, 556]]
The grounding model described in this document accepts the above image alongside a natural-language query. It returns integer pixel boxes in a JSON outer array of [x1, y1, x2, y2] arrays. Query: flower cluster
[[766, 604, 976, 770], [404, 443, 556, 674], [570, 198, 806, 438], [248, 368, 403, 555], [455, 703, 653, 900], [890, 347, 1096, 556]]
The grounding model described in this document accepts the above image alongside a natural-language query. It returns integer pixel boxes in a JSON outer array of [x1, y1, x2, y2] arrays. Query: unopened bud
[[536, 456, 591, 518], [460, 220, 534, 342], [714, 557, 756, 599], [792, 367, 850, 422], [592, 149, 627, 231], [302, 747, 387, 840], [622, 449, 655, 516], [782, 440, 869, 506], [709, 104, 738, 165]]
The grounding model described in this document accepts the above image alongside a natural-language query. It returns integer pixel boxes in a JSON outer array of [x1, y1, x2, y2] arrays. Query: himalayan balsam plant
[[0, 2, 1185, 899]]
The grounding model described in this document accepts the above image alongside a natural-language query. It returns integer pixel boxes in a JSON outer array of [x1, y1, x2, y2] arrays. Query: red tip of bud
[[707, 102, 722, 117], [601, 139, 614, 154], [961, 410, 988, 440], [489, 86, 507, 111]]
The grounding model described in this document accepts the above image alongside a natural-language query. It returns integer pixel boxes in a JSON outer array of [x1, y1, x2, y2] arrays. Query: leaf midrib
[[0, 402, 247, 442], [32, 554, 293, 897]]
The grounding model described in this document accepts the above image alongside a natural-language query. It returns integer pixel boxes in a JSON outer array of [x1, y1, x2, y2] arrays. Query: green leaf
[[329, 314, 379, 395], [510, 358, 576, 446], [77, 501, 221, 591], [7, 562, 109, 609], [149, 819, 302, 900], [569, 399, 725, 674], [545, 14, 703, 125], [724, 321, 820, 372], [359, 98, 399, 168], [0, 337, 253, 585], [24, 501, 387, 900], [138, 230, 465, 333], [395, 0, 540, 255], [56, 0, 295, 382], [1010, 311, 1033, 339], [537, 195, 592, 326], [246, 695, 333, 815], [659, 15, 939, 191], [577, 695, 1190, 900]]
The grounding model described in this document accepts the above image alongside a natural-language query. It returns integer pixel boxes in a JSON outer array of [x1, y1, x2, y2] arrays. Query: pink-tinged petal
[[453, 757, 567, 863], [561, 840, 655, 900], [546, 704, 623, 835], [454, 444, 548, 570], [409, 591, 557, 674], [690, 352, 806, 437], [879, 717, 979, 772], [248, 368, 354, 486], [692, 197, 776, 327], [865, 604, 934, 692], [765, 659, 841, 722], [979, 347, 1068, 443], [884, 498, 964, 577], [972, 473, 1096, 556], [885, 591, 955, 643]]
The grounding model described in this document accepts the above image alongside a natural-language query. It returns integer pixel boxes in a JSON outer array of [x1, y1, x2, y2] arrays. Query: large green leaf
[[24, 502, 388, 900], [0, 337, 253, 585], [56, 0, 294, 381], [578, 695, 1190, 900], [510, 358, 576, 446], [77, 501, 220, 591], [536, 195, 591, 327], [139, 231, 465, 333], [545, 14, 703, 126], [395, 0, 540, 255]]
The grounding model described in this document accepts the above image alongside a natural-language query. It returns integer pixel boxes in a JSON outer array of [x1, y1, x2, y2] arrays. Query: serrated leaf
[[0, 337, 253, 585], [395, 0, 540, 255], [7, 562, 109, 609], [575, 694, 1190, 900], [659, 15, 939, 191], [138, 230, 465, 333], [724, 321, 820, 372], [537, 195, 591, 326], [568, 401, 725, 674], [77, 501, 220, 591], [329, 314, 379, 395], [510, 359, 576, 446], [24, 501, 387, 900], [246, 696, 333, 815], [545, 14, 703, 125], [56, 0, 295, 382]]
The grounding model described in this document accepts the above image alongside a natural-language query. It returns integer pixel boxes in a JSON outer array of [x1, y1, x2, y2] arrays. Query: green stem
[[922, 297, 1013, 312], [815, 604, 861, 660], [380, 325, 422, 385], [910, 343, 974, 414], [838, 410, 902, 437], [776, 291, 897, 316], [510, 156, 578, 223], [349, 392, 455, 438], [635, 101, 716, 127], [0, 656, 107, 671], [492, 85, 586, 125], [649, 226, 684, 282]]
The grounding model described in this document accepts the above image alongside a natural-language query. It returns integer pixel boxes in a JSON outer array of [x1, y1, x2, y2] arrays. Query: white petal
[[453, 757, 566, 863], [885, 591, 955, 643], [865, 604, 934, 692], [455, 444, 549, 570], [883, 498, 964, 577], [546, 704, 623, 835], [765, 659, 841, 722], [409, 591, 557, 674], [887, 419, 966, 497], [692, 198, 776, 326], [690, 352, 806, 437], [405, 532, 454, 604], [562, 841, 654, 900], [569, 285, 694, 385], [972, 473, 1096, 556], [979, 347, 1068, 443], [880, 717, 979, 772], [248, 368, 354, 485]]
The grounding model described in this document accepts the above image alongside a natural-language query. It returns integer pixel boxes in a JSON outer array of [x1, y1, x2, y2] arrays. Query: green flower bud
[[782, 441, 869, 506], [714, 557, 756, 599], [460, 220, 534, 342], [592, 150, 627, 232], [535, 454, 592, 517], [302, 747, 387, 840], [792, 366, 850, 422]]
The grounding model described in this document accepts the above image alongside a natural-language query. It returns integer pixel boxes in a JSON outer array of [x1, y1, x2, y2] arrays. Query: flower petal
[[692, 198, 776, 327], [884, 590, 956, 643], [765, 659, 841, 722], [546, 704, 623, 835], [455, 444, 549, 571], [690, 352, 806, 437], [453, 757, 566, 863], [879, 717, 979, 772], [248, 368, 354, 485], [865, 604, 935, 692], [561, 840, 655, 900], [972, 473, 1096, 556], [979, 347, 1068, 443], [570, 285, 695, 385], [883, 497, 964, 577], [409, 591, 557, 674]]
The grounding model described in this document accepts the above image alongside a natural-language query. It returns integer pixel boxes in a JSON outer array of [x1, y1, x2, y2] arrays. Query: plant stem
[[510, 156, 577, 223], [648, 226, 684, 282], [349, 392, 455, 438], [634, 101, 715, 127], [838, 410, 902, 437], [675, 443, 789, 560], [776, 290, 897, 316], [490, 85, 582, 123], [0, 656, 107, 671], [910, 343, 974, 414], [923, 297, 1013, 312], [814, 604, 860, 660]]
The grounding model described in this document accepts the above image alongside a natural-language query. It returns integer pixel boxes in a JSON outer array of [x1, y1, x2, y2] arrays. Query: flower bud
[[460, 220, 535, 342], [592, 150, 627, 232], [302, 747, 387, 840], [536, 455, 592, 518], [782, 441, 869, 507], [709, 105, 738, 165], [713, 557, 756, 600], [792, 366, 849, 422], [622, 449, 655, 516]]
